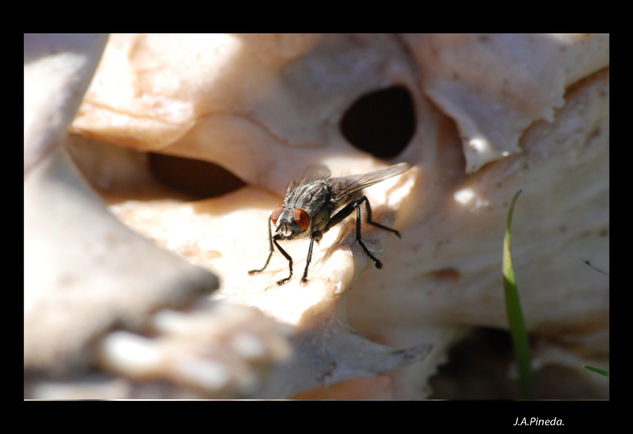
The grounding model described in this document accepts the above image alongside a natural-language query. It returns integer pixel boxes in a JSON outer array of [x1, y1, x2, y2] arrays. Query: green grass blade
[[502, 189, 534, 399], [583, 364, 609, 378]]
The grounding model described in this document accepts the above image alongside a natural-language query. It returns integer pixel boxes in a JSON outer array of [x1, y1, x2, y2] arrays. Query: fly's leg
[[248, 215, 274, 275], [247, 214, 293, 285], [360, 196, 401, 238], [353, 199, 383, 268], [301, 232, 321, 283], [327, 195, 400, 269], [272, 236, 293, 285]]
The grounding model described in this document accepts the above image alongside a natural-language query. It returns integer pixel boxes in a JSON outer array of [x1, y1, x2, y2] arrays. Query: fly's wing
[[330, 162, 411, 205], [286, 164, 331, 194]]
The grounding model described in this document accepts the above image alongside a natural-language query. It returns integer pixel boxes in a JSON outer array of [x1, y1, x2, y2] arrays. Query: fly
[[248, 162, 411, 285]]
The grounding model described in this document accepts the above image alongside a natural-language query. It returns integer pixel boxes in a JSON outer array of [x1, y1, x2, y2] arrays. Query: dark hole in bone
[[428, 328, 516, 399], [148, 153, 246, 198], [339, 85, 416, 159]]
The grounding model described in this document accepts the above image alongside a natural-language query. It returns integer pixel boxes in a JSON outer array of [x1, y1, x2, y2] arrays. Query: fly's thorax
[[275, 180, 334, 237], [284, 180, 331, 206], [292, 180, 334, 233]]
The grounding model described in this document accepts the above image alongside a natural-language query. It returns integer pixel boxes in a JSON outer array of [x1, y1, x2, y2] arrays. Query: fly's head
[[271, 206, 311, 240]]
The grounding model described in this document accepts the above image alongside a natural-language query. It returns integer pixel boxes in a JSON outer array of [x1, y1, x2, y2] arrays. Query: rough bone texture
[[405, 34, 609, 173], [25, 34, 609, 399]]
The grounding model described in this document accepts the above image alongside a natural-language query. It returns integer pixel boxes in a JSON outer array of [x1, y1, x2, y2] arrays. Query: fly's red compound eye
[[292, 208, 310, 231], [271, 206, 284, 225]]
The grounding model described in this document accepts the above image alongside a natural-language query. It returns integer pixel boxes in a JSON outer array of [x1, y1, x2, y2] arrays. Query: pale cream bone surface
[[50, 34, 608, 398], [405, 34, 609, 173], [25, 35, 290, 399]]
